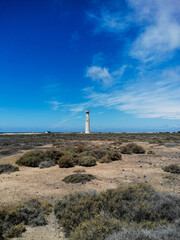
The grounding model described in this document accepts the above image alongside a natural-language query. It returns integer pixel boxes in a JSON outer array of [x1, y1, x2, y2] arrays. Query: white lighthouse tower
[[85, 109, 90, 133]]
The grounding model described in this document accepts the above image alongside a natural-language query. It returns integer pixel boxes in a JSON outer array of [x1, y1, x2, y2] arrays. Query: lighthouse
[[85, 110, 90, 133]]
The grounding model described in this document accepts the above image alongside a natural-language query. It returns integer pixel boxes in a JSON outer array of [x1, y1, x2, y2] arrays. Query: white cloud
[[131, 12, 180, 62], [86, 64, 126, 87], [128, 0, 180, 62], [81, 1, 180, 120], [72, 67, 180, 119], [86, 66, 112, 86], [88, 0, 180, 63], [48, 101, 61, 110], [87, 8, 129, 33]]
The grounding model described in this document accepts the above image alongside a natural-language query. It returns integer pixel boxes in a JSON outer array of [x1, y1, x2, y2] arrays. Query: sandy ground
[[0, 141, 180, 239]]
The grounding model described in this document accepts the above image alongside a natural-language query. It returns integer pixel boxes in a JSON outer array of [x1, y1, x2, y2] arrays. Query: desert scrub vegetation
[[2, 223, 26, 239], [16, 149, 63, 167], [0, 199, 52, 239], [54, 183, 180, 240], [120, 143, 145, 154], [163, 164, 180, 174], [105, 225, 180, 240], [99, 151, 122, 163], [59, 146, 122, 167], [147, 149, 156, 154], [0, 164, 19, 174], [69, 213, 122, 240], [62, 173, 96, 184], [78, 156, 97, 167], [58, 154, 77, 168]]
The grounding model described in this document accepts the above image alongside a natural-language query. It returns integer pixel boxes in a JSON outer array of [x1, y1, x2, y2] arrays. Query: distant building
[[45, 131, 52, 134]]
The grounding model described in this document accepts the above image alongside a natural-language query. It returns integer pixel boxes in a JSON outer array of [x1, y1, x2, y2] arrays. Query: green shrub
[[58, 154, 76, 168], [2, 223, 26, 239], [147, 150, 156, 154], [54, 183, 180, 238], [90, 148, 107, 159], [163, 164, 180, 174], [16, 150, 63, 167], [105, 226, 180, 240], [62, 174, 96, 184], [69, 214, 122, 240], [79, 156, 96, 167], [120, 143, 145, 154], [75, 144, 86, 153], [0, 199, 52, 239], [0, 164, 19, 174], [99, 155, 112, 163], [108, 151, 122, 161], [54, 191, 101, 236], [99, 151, 122, 163]]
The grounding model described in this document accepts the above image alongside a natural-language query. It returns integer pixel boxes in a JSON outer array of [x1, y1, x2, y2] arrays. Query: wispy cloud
[[52, 116, 83, 129], [86, 66, 112, 86], [80, 0, 180, 120], [70, 67, 180, 119], [130, 0, 180, 63], [88, 0, 180, 64], [48, 101, 62, 110], [87, 7, 130, 33], [86, 63, 126, 87]]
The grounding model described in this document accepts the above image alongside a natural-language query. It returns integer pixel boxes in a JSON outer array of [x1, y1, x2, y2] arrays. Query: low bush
[[108, 152, 122, 161], [58, 154, 76, 168], [90, 148, 107, 159], [0, 199, 52, 239], [75, 144, 86, 153], [69, 214, 122, 240], [62, 174, 96, 184], [0, 164, 19, 174], [99, 155, 112, 163], [163, 164, 180, 174], [78, 156, 96, 167], [120, 143, 145, 154], [147, 150, 156, 154], [105, 226, 180, 240], [2, 223, 26, 239], [39, 161, 55, 168], [99, 151, 122, 163], [54, 183, 180, 239], [16, 150, 63, 167], [54, 191, 100, 236], [0, 150, 13, 156]]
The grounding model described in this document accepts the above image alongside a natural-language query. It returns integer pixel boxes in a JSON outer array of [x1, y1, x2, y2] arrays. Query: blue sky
[[0, 0, 180, 132]]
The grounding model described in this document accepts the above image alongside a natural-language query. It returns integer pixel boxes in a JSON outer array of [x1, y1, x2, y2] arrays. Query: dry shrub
[[147, 150, 156, 154], [62, 174, 96, 184], [163, 164, 180, 174], [16, 150, 63, 167], [69, 214, 122, 240], [0, 164, 19, 174], [75, 144, 86, 153], [58, 154, 76, 168], [78, 156, 96, 167], [0, 199, 52, 239], [54, 183, 180, 238], [99, 151, 122, 163], [120, 143, 145, 154], [105, 226, 180, 240], [2, 223, 26, 239]]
